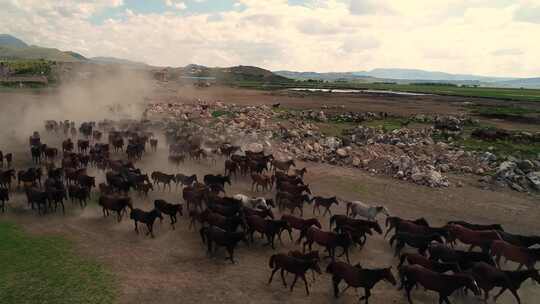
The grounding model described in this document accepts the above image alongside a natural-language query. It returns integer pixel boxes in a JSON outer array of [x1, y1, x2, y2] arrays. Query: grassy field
[[232, 81, 540, 103], [0, 222, 115, 304]]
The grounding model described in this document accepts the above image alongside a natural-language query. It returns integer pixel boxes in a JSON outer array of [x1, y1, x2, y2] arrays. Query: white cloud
[[0, 0, 539, 77], [165, 0, 186, 10]]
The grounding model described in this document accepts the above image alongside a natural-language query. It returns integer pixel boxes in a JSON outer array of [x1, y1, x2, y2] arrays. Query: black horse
[[199, 226, 248, 264], [130, 208, 163, 238]]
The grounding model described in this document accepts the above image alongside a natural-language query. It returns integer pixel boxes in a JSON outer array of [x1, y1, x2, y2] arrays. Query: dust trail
[[0, 66, 154, 147]]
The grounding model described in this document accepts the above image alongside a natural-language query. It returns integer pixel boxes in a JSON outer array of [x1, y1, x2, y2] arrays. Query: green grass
[[316, 122, 356, 137], [467, 105, 540, 118], [211, 110, 232, 118], [0, 222, 115, 304], [455, 137, 540, 159], [362, 119, 406, 132]]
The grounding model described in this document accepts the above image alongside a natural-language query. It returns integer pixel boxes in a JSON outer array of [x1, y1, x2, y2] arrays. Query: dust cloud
[[0, 67, 154, 147]]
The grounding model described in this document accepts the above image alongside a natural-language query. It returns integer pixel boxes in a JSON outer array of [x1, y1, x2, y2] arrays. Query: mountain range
[[1, 34, 539, 88]]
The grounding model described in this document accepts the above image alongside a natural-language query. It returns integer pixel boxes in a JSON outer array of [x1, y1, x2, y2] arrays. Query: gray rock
[[518, 160, 534, 173], [526, 172, 540, 190]]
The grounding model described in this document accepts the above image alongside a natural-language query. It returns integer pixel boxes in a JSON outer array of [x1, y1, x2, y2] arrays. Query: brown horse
[[311, 196, 339, 216], [399, 264, 480, 304], [272, 159, 295, 172], [491, 240, 540, 270], [251, 173, 273, 192], [268, 253, 322, 295], [468, 262, 523, 303], [151, 171, 175, 191], [302, 227, 352, 262], [280, 194, 311, 216], [98, 195, 133, 222], [428, 243, 496, 270], [326, 261, 396, 304], [288, 250, 321, 281], [246, 215, 292, 249], [281, 214, 322, 243], [445, 223, 501, 253]]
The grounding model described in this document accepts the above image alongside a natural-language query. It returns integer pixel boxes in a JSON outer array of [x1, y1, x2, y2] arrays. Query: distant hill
[[0, 34, 88, 62], [274, 70, 377, 82], [352, 68, 516, 82], [0, 34, 28, 48], [491, 77, 540, 89], [166, 64, 292, 84], [91, 56, 148, 67]]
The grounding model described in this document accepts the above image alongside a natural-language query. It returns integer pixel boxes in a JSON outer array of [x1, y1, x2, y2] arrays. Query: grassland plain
[[0, 221, 115, 304]]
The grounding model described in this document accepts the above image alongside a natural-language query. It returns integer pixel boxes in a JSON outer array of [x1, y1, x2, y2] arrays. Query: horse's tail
[[325, 261, 335, 274], [269, 254, 277, 269], [345, 202, 351, 216]]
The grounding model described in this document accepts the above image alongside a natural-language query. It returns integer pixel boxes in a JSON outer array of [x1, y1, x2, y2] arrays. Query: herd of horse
[[0, 118, 539, 304]]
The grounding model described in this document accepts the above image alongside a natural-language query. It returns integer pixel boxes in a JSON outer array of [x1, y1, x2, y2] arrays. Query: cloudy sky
[[1, 0, 540, 77]]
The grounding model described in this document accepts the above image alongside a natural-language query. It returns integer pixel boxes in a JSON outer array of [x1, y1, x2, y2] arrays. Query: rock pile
[[493, 157, 540, 192]]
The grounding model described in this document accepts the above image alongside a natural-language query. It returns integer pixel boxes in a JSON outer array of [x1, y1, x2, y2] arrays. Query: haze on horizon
[[1, 0, 539, 78]]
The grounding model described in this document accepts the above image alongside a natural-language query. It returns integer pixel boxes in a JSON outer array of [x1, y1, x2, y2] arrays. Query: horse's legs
[[226, 246, 235, 264], [404, 281, 415, 304], [290, 274, 298, 293], [332, 276, 342, 298], [134, 221, 139, 234], [268, 267, 279, 284], [359, 288, 371, 304], [394, 242, 404, 257], [280, 269, 287, 287], [300, 273, 309, 296]]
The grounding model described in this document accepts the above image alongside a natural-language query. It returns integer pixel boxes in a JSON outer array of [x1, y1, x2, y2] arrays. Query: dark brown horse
[[0, 188, 9, 212], [447, 220, 504, 232], [330, 215, 383, 235], [326, 261, 396, 304], [154, 199, 183, 229], [398, 253, 461, 274], [468, 262, 524, 303], [98, 195, 133, 222], [151, 171, 175, 191], [130, 208, 163, 238], [311, 196, 339, 216], [199, 226, 248, 264], [428, 243, 495, 270], [399, 264, 480, 304], [390, 232, 444, 257], [385, 216, 429, 238], [494, 268, 540, 304], [288, 250, 321, 281], [268, 254, 321, 295], [246, 215, 292, 249], [302, 227, 352, 262], [281, 214, 322, 243], [491, 240, 540, 270]]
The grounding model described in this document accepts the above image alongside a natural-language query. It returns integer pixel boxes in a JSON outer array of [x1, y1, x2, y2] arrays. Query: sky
[[1, 0, 540, 77]]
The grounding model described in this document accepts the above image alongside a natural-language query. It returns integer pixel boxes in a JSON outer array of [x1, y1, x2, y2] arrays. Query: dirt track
[[2, 87, 540, 304]]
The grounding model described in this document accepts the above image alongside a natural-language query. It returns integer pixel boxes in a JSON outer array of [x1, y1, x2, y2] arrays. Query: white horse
[[345, 200, 389, 221], [233, 194, 273, 210]]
